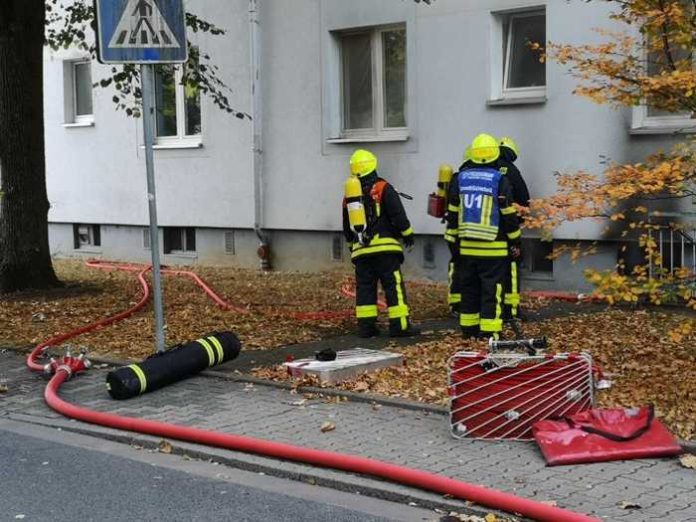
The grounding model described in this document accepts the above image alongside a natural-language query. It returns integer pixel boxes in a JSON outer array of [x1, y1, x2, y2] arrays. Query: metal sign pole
[[141, 64, 166, 353]]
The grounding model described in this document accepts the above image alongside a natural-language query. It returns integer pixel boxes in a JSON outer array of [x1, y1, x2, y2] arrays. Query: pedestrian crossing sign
[[95, 0, 188, 64]]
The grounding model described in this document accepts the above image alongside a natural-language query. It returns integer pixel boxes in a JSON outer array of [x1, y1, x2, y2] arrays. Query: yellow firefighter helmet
[[350, 149, 378, 177]]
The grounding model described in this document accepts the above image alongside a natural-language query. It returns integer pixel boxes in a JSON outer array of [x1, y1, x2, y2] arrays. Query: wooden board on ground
[[284, 348, 404, 384]]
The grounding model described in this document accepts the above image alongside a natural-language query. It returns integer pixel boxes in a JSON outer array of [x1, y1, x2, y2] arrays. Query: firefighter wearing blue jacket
[[445, 134, 522, 340]]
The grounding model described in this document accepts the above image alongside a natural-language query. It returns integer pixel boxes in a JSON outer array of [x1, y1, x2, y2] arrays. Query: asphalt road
[[0, 420, 435, 522]]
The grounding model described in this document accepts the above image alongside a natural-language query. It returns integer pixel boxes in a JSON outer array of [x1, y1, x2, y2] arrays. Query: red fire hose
[[85, 259, 385, 321], [26, 261, 599, 521], [26, 268, 151, 372], [41, 367, 596, 522]]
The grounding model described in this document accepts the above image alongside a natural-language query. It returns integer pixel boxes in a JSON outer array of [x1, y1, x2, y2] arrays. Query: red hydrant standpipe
[[27, 260, 600, 521]]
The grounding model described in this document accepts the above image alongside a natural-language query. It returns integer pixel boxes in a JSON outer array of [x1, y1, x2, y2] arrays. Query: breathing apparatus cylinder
[[428, 164, 454, 218], [344, 176, 368, 245]]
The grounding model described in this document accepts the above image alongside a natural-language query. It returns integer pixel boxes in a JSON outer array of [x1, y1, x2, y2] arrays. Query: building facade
[[43, 0, 695, 292]]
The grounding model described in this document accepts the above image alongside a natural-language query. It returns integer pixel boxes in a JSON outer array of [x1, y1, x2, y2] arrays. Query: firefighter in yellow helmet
[[498, 136, 530, 322], [443, 148, 473, 316], [342, 149, 420, 338], [445, 134, 522, 340]]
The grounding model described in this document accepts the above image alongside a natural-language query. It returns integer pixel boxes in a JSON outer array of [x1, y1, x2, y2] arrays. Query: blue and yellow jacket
[[444, 160, 521, 258]]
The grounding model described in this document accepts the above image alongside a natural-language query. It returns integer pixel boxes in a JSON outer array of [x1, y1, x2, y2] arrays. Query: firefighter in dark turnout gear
[[343, 150, 420, 338], [446, 134, 522, 340], [498, 137, 529, 322], [444, 149, 473, 316]]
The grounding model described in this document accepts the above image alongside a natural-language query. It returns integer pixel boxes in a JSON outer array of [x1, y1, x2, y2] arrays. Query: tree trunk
[[0, 0, 60, 292]]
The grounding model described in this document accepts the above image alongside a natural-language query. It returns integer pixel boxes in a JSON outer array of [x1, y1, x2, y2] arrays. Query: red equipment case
[[448, 351, 595, 441]]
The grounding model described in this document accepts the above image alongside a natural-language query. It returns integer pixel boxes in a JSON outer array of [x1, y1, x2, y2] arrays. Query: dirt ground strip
[[0, 260, 448, 360], [253, 310, 696, 440]]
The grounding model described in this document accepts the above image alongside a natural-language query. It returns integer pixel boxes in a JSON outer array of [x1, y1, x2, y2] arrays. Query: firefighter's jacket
[[343, 173, 414, 262], [445, 161, 521, 258], [499, 147, 530, 208]]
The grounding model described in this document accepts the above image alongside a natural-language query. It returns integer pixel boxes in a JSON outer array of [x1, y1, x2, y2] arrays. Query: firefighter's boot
[[389, 323, 421, 338], [358, 320, 380, 338]]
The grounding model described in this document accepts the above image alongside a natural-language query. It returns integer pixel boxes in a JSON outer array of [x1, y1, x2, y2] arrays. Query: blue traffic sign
[[95, 0, 188, 64]]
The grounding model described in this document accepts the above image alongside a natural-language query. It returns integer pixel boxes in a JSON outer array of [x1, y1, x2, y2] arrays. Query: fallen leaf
[[679, 454, 696, 469], [158, 440, 173, 454], [617, 500, 641, 510], [0, 384, 8, 393], [485, 514, 497, 522], [320, 421, 336, 433], [353, 381, 369, 392]]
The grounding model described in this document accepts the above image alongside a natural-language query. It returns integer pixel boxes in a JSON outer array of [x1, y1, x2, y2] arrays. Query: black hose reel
[[106, 331, 241, 400]]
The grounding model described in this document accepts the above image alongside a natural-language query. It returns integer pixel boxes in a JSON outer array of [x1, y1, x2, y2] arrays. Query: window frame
[[521, 238, 554, 275], [73, 224, 101, 251], [154, 64, 203, 149], [631, 105, 696, 134], [631, 46, 696, 134], [163, 227, 197, 255], [63, 59, 95, 127], [489, 7, 547, 105], [338, 24, 408, 142]]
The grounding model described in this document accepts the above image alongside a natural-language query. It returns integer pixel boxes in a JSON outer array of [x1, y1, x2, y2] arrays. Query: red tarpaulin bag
[[533, 405, 682, 466]]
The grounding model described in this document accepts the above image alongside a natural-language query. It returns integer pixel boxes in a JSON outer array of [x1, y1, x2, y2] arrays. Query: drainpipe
[[249, 0, 271, 270]]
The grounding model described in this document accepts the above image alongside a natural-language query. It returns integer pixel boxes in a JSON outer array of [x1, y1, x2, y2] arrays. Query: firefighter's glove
[[509, 243, 522, 261], [402, 234, 415, 251]]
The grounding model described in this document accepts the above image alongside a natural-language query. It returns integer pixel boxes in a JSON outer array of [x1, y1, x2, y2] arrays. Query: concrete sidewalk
[[1, 351, 694, 522]]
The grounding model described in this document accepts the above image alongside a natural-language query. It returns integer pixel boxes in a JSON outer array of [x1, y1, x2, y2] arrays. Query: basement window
[[73, 224, 101, 250], [163, 227, 196, 254], [522, 238, 553, 274]]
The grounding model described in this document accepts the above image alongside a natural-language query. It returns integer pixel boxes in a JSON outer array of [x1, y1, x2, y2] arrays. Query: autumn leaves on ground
[[1, 260, 694, 440]]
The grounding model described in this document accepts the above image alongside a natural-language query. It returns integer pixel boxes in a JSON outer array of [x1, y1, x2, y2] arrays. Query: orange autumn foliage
[[527, 0, 696, 309]]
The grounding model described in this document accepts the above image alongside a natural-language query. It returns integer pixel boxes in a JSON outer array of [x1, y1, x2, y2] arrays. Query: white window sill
[[74, 247, 102, 254], [163, 251, 198, 259], [487, 96, 547, 107], [522, 272, 554, 282], [151, 139, 203, 150], [62, 121, 95, 128], [327, 134, 409, 144], [630, 123, 696, 135]]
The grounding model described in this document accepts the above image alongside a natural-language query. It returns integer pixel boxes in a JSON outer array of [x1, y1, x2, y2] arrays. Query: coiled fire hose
[[26, 262, 599, 522]]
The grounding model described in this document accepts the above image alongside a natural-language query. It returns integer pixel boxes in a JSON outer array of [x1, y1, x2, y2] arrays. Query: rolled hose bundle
[[106, 332, 241, 400]]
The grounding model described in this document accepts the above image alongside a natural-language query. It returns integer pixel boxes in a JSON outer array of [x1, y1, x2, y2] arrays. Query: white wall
[[44, 0, 254, 229], [44, 0, 690, 242]]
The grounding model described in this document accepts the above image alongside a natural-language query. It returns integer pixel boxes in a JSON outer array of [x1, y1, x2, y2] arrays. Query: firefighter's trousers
[[504, 259, 521, 319], [355, 254, 410, 334], [458, 255, 507, 338]]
